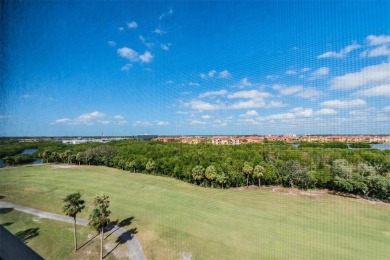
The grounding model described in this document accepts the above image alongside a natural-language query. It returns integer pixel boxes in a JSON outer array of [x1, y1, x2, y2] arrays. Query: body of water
[[20, 148, 38, 155], [0, 149, 42, 168], [370, 143, 390, 151]]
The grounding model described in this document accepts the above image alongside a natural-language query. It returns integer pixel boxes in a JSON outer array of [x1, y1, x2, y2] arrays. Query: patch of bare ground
[[104, 242, 129, 259], [328, 190, 390, 205], [52, 164, 76, 169], [271, 186, 324, 197], [236, 185, 261, 191], [179, 252, 192, 260]]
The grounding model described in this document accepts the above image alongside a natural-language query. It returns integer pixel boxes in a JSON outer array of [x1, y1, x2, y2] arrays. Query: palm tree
[[62, 192, 85, 252], [89, 194, 110, 260], [254, 165, 265, 188], [205, 165, 217, 186], [216, 171, 228, 189], [42, 150, 51, 163], [242, 162, 253, 188]]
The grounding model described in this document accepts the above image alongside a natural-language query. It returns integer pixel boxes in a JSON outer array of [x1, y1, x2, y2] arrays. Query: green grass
[[0, 209, 127, 259], [1, 164, 390, 259]]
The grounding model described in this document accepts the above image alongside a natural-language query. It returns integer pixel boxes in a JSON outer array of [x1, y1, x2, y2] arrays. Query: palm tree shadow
[[103, 217, 137, 259], [103, 228, 138, 259], [77, 233, 99, 250], [0, 208, 14, 214], [105, 216, 134, 240], [0, 195, 6, 200], [15, 227, 39, 244], [0, 222, 13, 226]]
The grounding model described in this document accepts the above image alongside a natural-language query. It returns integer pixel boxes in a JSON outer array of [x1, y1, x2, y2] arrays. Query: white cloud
[[127, 21, 138, 29], [185, 100, 223, 111], [315, 108, 338, 116], [272, 85, 322, 99], [99, 120, 110, 125], [286, 70, 297, 75], [353, 84, 390, 97], [132, 121, 153, 127], [237, 77, 252, 88], [159, 8, 173, 20], [208, 70, 217, 77], [317, 43, 360, 58], [198, 90, 228, 99], [310, 67, 329, 79], [139, 51, 153, 63], [227, 90, 271, 99], [361, 45, 390, 58], [160, 44, 170, 51], [166, 80, 174, 84], [240, 110, 259, 117], [301, 68, 311, 72], [297, 88, 323, 99], [55, 118, 72, 124], [230, 98, 266, 109], [201, 69, 230, 79], [78, 111, 105, 121], [384, 106, 390, 112], [331, 63, 390, 90], [53, 111, 106, 125], [188, 82, 200, 87], [213, 119, 228, 127], [156, 121, 169, 126], [320, 99, 366, 108], [190, 120, 206, 125], [118, 27, 124, 31], [202, 115, 211, 119], [108, 41, 116, 47], [219, 70, 230, 78], [266, 75, 279, 80], [267, 112, 295, 120], [116, 120, 127, 125], [114, 115, 124, 120], [153, 27, 165, 35], [366, 35, 390, 46], [273, 84, 303, 95], [291, 107, 313, 118], [117, 47, 139, 62], [266, 101, 286, 108], [120, 63, 133, 71]]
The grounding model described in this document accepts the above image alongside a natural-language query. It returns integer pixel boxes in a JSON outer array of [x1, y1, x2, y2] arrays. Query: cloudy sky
[[1, 0, 390, 136]]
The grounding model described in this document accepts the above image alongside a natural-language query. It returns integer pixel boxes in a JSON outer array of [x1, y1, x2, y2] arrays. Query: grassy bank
[[1, 164, 390, 259]]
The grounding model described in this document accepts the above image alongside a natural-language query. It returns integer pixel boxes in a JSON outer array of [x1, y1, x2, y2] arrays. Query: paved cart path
[[0, 201, 145, 260]]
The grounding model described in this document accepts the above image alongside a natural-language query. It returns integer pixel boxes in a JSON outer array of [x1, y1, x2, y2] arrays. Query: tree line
[[2, 140, 390, 200]]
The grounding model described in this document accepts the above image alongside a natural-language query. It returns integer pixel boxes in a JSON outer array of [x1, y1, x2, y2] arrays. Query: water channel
[[0, 149, 42, 168]]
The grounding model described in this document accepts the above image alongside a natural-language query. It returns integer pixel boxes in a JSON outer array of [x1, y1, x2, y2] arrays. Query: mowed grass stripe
[[1, 165, 390, 259]]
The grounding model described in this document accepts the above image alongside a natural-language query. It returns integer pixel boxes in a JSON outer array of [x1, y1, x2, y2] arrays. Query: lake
[[0, 149, 42, 168]]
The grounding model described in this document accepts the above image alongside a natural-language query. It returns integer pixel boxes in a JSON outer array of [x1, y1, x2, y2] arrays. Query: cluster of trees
[[62, 192, 111, 260], [2, 140, 389, 200], [2, 154, 34, 166]]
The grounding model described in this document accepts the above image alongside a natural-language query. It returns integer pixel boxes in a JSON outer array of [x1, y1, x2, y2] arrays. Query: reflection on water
[[370, 143, 390, 150], [0, 149, 41, 168], [20, 149, 38, 155]]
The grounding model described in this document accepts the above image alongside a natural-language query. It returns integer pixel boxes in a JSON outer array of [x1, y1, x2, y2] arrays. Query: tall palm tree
[[254, 165, 265, 188], [62, 192, 85, 252], [242, 162, 253, 188], [89, 194, 110, 260]]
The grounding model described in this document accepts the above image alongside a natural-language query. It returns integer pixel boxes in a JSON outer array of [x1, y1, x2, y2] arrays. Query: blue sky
[[1, 0, 390, 136]]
